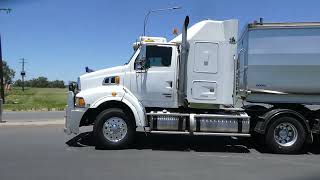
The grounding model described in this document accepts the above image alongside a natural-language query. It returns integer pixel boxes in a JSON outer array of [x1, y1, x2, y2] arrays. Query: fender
[[255, 108, 311, 134], [90, 87, 146, 127]]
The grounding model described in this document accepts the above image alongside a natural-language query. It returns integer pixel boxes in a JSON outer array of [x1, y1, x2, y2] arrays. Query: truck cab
[[65, 17, 249, 149]]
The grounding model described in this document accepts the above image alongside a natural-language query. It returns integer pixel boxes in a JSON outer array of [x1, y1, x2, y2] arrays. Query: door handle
[[162, 93, 172, 98], [166, 81, 173, 88]]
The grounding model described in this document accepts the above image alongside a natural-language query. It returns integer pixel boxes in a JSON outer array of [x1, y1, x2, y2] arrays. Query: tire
[[265, 116, 306, 154], [94, 108, 135, 149]]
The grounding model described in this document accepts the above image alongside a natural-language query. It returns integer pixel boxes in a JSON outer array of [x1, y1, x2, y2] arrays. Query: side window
[[134, 53, 140, 70], [146, 46, 172, 68]]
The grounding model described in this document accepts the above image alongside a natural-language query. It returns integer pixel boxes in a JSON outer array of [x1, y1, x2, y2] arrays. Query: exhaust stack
[[178, 16, 190, 104]]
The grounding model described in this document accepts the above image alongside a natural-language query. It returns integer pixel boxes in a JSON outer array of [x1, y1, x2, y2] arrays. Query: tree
[[14, 76, 66, 88], [3, 60, 15, 84], [49, 80, 65, 88], [14, 79, 22, 87], [29, 76, 49, 88]]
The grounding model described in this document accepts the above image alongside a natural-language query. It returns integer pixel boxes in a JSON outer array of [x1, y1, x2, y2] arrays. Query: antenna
[[143, 6, 182, 36]]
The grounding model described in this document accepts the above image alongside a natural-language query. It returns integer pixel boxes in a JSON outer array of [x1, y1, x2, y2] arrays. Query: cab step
[[150, 131, 190, 135], [150, 130, 250, 137], [193, 132, 251, 137]]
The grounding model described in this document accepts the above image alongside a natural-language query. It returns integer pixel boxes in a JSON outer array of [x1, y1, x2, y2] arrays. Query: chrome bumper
[[64, 91, 87, 135]]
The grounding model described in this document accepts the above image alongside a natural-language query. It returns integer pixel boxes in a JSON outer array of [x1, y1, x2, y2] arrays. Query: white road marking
[[0, 119, 64, 126]]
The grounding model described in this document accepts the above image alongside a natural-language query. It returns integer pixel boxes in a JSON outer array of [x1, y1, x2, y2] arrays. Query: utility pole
[[0, 35, 4, 103], [0, 8, 11, 104], [19, 58, 27, 91]]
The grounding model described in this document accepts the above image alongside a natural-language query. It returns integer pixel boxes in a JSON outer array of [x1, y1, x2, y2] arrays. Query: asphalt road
[[2, 111, 64, 122], [0, 125, 320, 180]]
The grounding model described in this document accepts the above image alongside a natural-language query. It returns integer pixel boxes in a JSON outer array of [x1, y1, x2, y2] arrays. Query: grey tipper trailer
[[237, 21, 320, 153], [238, 22, 320, 104]]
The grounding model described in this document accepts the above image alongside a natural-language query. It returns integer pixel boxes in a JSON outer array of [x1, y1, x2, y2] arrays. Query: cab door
[[130, 45, 178, 108]]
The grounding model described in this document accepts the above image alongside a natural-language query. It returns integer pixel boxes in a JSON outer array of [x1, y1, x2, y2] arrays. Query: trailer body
[[239, 23, 320, 104]]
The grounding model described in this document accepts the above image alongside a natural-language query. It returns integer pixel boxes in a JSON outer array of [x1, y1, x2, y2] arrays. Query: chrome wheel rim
[[274, 122, 298, 147], [103, 117, 128, 142]]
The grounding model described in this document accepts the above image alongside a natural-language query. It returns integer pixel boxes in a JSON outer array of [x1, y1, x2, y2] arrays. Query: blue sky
[[0, 0, 320, 82]]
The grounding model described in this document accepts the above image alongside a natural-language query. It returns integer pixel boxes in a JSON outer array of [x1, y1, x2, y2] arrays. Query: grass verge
[[4, 87, 67, 111]]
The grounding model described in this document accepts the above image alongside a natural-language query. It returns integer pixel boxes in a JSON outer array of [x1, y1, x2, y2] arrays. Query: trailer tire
[[94, 108, 135, 149], [265, 116, 306, 154]]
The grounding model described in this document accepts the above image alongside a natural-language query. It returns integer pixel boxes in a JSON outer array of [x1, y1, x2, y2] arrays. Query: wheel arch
[[80, 96, 146, 128], [256, 109, 311, 134]]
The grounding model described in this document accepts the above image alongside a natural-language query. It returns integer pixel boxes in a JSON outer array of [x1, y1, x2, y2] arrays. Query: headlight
[[77, 77, 81, 91], [75, 97, 86, 107]]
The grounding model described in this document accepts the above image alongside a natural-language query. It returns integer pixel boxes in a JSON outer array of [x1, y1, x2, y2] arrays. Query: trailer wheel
[[94, 108, 135, 149], [265, 116, 306, 154]]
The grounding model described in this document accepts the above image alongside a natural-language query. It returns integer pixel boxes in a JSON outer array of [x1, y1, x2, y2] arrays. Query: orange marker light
[[144, 39, 154, 42], [115, 76, 120, 85], [173, 28, 179, 36], [112, 92, 117, 97], [75, 97, 86, 107]]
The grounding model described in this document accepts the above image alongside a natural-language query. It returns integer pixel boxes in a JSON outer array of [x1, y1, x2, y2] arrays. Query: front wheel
[[265, 116, 306, 154], [94, 108, 135, 149]]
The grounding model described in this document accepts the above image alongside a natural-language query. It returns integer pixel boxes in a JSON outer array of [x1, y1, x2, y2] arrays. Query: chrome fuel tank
[[148, 112, 188, 131], [197, 118, 250, 133]]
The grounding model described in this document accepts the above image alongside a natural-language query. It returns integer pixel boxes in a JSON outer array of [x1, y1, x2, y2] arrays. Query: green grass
[[3, 87, 67, 111]]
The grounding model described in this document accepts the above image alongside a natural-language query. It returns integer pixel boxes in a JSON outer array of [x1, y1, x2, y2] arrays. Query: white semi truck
[[65, 16, 320, 154]]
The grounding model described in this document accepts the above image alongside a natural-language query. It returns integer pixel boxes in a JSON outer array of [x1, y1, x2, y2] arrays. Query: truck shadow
[[66, 131, 320, 154], [66, 131, 265, 153], [134, 133, 253, 153]]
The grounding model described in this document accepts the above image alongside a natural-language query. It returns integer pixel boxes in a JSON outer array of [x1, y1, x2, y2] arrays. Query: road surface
[[2, 111, 64, 122], [0, 125, 320, 180]]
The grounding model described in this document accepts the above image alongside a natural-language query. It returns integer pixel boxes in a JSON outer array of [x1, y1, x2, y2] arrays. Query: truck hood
[[79, 65, 126, 90]]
